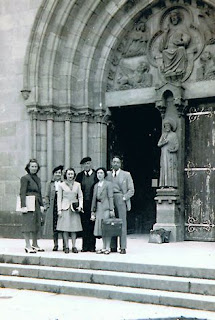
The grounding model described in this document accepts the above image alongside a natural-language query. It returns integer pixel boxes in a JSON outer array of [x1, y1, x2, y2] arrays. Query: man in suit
[[76, 157, 97, 252], [107, 155, 134, 254]]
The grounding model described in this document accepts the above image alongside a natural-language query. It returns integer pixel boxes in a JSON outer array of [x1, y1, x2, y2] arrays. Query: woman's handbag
[[102, 218, 122, 237], [71, 202, 79, 212]]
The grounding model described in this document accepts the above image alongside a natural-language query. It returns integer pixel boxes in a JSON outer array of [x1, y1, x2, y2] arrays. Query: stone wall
[[0, 0, 42, 236]]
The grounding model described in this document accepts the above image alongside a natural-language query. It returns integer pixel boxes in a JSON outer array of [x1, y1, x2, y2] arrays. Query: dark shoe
[[111, 248, 117, 252], [64, 248, 69, 254], [53, 246, 58, 251], [25, 247, 36, 253], [72, 247, 78, 253], [120, 249, 126, 254], [89, 249, 95, 252], [32, 246, 45, 252], [81, 249, 88, 252]]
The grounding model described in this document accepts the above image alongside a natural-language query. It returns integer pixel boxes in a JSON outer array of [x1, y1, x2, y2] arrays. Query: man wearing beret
[[76, 157, 97, 252], [107, 155, 134, 254]]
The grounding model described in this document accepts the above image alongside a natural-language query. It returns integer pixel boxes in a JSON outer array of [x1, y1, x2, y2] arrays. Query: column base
[[153, 188, 184, 242]]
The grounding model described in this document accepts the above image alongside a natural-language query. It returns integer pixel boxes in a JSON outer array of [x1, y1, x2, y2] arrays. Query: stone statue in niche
[[159, 9, 191, 79], [116, 61, 152, 90], [123, 22, 148, 58], [196, 51, 215, 81], [158, 118, 179, 188]]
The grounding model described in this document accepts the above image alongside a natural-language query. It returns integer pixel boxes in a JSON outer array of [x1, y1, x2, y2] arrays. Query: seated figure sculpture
[[159, 10, 191, 79]]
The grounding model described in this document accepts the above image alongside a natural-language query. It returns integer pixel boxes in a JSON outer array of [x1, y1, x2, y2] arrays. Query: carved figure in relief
[[199, 8, 215, 45], [159, 10, 191, 78], [158, 118, 179, 188], [117, 61, 151, 90], [124, 22, 148, 57], [197, 51, 215, 80]]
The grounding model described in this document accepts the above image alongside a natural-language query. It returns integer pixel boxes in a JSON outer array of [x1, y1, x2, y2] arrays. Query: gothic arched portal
[[23, 0, 215, 239]]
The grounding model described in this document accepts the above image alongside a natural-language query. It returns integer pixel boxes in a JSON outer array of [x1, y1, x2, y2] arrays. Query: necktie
[[86, 171, 89, 177], [113, 170, 116, 177]]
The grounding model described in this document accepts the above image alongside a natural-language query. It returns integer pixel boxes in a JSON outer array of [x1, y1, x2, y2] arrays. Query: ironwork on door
[[184, 104, 215, 241]]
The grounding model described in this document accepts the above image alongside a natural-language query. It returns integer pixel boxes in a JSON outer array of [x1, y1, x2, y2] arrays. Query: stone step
[[1, 253, 215, 280], [1, 262, 215, 296], [0, 275, 215, 312]]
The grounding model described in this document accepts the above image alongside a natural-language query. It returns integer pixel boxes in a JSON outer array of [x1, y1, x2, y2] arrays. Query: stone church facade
[[0, 0, 215, 240]]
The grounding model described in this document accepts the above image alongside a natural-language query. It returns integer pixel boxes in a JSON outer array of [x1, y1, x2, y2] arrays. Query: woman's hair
[[25, 158, 40, 174], [96, 167, 107, 178], [64, 168, 76, 180]]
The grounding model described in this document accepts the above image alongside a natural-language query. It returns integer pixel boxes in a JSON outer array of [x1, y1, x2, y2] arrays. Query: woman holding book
[[20, 159, 45, 253]]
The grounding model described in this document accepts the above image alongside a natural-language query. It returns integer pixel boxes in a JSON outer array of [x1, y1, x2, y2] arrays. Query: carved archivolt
[[106, 0, 215, 92]]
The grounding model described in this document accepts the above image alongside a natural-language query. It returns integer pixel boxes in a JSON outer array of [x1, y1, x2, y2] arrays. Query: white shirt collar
[[98, 181, 104, 187], [54, 180, 61, 191], [112, 168, 120, 177], [85, 169, 93, 176]]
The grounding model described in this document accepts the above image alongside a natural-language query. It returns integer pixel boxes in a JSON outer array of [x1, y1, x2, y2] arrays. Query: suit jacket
[[91, 180, 114, 213], [20, 173, 43, 208], [106, 169, 134, 211], [57, 181, 83, 211], [76, 170, 97, 200]]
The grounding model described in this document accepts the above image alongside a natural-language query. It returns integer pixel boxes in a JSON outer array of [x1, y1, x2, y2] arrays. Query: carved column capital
[[174, 99, 188, 118], [155, 100, 166, 119]]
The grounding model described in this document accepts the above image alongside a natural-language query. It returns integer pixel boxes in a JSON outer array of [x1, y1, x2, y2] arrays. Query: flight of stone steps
[[0, 253, 215, 311]]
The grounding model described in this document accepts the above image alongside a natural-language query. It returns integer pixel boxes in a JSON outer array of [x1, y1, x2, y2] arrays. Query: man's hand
[[21, 207, 28, 213]]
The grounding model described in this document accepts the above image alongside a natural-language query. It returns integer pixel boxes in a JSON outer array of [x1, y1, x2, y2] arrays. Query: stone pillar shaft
[[82, 121, 88, 157], [65, 120, 71, 168], [47, 119, 53, 181]]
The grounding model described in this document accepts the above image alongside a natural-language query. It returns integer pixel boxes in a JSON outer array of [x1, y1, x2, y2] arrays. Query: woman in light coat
[[57, 168, 83, 253]]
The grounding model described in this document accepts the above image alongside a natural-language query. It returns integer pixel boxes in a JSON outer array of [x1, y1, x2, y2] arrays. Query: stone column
[[65, 116, 71, 168], [46, 113, 54, 182], [154, 84, 187, 242], [82, 114, 89, 157], [95, 110, 110, 167], [40, 120, 47, 194], [32, 112, 37, 158]]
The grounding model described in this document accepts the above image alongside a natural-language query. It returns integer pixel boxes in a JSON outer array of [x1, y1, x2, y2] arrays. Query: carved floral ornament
[[107, 1, 215, 92], [26, 107, 109, 124]]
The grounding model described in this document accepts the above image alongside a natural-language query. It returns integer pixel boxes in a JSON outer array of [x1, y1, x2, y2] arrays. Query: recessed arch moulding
[[22, 0, 215, 173]]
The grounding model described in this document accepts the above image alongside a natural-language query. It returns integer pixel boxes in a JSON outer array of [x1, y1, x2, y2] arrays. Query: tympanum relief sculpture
[[106, 1, 215, 91]]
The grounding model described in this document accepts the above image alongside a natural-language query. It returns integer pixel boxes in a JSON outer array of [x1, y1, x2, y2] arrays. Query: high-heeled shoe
[[72, 247, 78, 253], [25, 247, 36, 253], [31, 246, 45, 252]]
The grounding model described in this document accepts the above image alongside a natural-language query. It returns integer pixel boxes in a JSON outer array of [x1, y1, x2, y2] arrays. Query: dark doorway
[[107, 105, 161, 234]]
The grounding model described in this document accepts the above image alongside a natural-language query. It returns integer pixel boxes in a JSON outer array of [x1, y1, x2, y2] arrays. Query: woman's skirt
[[57, 208, 83, 232], [21, 199, 41, 233], [93, 202, 110, 237]]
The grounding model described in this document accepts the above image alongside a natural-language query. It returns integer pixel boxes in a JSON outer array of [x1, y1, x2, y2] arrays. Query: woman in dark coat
[[43, 165, 65, 251], [20, 159, 45, 253], [91, 167, 115, 254]]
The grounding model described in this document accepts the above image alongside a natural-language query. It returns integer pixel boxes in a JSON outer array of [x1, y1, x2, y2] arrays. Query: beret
[[52, 165, 64, 174], [80, 157, 92, 164]]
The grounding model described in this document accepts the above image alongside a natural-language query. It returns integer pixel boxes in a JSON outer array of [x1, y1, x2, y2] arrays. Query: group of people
[[19, 156, 134, 255]]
